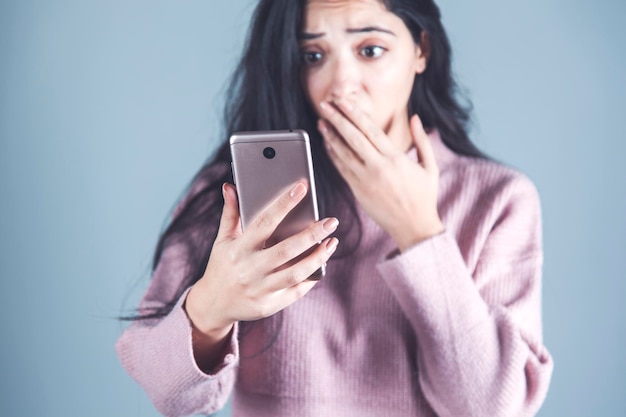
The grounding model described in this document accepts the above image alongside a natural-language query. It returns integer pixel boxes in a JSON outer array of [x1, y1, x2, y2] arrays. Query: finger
[[410, 114, 438, 172], [334, 98, 397, 156], [319, 119, 362, 171], [319, 101, 379, 161], [266, 237, 339, 291], [215, 183, 242, 241], [263, 276, 319, 316], [319, 120, 363, 187], [265, 217, 339, 267], [242, 181, 308, 249], [278, 278, 319, 309]]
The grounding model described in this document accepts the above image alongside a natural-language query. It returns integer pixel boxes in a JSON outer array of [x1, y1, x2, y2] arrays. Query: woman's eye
[[359, 45, 386, 59], [302, 51, 323, 65]]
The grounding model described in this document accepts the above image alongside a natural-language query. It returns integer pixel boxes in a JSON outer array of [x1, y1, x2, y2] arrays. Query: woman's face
[[300, 0, 427, 146]]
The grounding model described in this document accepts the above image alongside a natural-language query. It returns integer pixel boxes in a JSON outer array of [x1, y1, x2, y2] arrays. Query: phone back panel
[[229, 130, 320, 248]]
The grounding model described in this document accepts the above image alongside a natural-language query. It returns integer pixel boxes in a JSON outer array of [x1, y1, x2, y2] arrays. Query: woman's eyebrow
[[298, 26, 396, 40], [347, 26, 396, 36], [299, 32, 324, 40]]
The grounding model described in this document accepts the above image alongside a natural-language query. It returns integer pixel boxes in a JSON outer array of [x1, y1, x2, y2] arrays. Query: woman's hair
[[128, 0, 483, 320]]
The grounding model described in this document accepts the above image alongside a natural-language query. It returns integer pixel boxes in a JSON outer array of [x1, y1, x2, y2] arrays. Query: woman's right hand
[[185, 181, 338, 347]]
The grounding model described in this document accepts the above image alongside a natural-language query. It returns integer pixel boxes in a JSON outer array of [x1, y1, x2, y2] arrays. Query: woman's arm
[[378, 174, 553, 417], [117, 176, 338, 417], [319, 98, 552, 416], [115, 169, 241, 416], [115, 245, 240, 417]]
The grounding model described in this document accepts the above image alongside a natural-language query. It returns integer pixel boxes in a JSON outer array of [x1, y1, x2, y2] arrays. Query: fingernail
[[318, 119, 328, 134], [290, 182, 306, 198], [320, 101, 333, 113], [326, 237, 339, 253], [324, 139, 332, 153], [323, 217, 339, 232]]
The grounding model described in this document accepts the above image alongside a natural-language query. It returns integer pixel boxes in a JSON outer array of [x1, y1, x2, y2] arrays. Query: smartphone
[[229, 129, 324, 279]]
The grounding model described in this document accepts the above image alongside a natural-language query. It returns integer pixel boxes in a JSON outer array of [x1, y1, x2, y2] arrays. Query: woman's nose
[[328, 55, 360, 101]]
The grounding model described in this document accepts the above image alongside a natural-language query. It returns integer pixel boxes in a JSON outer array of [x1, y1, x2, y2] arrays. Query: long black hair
[[128, 0, 483, 320]]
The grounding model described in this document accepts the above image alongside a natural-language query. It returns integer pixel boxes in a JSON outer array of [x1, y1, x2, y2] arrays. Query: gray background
[[1, 0, 624, 416]]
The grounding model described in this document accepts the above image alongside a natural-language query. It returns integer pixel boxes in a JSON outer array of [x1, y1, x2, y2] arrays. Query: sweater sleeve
[[377, 174, 553, 417], [115, 240, 240, 417], [116, 292, 239, 417]]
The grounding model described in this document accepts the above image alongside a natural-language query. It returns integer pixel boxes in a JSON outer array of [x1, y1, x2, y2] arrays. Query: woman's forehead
[[303, 0, 396, 31]]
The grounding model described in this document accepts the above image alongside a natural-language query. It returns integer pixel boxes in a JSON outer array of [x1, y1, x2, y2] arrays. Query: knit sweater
[[116, 131, 553, 417]]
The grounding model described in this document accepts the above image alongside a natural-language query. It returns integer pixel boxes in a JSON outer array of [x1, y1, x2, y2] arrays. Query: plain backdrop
[[1, 1, 624, 416]]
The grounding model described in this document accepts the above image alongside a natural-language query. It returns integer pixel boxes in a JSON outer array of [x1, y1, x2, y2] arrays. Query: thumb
[[215, 183, 242, 241], [410, 114, 437, 172]]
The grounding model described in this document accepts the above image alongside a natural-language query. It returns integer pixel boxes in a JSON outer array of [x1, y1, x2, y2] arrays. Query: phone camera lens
[[263, 147, 276, 159]]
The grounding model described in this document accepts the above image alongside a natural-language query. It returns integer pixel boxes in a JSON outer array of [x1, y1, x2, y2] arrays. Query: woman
[[116, 0, 553, 416]]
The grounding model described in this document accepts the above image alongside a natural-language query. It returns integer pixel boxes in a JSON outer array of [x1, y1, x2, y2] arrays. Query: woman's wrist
[[184, 281, 233, 338], [189, 320, 234, 374], [395, 217, 445, 252], [184, 284, 235, 373]]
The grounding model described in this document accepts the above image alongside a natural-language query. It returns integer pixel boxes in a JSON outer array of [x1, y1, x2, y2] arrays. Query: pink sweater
[[116, 132, 553, 417]]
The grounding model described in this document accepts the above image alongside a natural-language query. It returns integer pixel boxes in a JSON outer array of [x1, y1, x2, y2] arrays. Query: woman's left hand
[[318, 98, 444, 252]]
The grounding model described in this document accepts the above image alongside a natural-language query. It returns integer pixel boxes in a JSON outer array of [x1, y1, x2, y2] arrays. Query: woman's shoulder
[[436, 144, 543, 263], [454, 154, 539, 204], [430, 133, 539, 205], [442, 153, 543, 252]]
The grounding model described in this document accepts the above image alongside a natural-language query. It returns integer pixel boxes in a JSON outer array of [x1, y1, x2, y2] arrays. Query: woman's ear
[[415, 31, 430, 74]]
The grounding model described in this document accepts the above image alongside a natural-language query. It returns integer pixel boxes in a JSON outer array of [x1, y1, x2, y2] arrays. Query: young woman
[[116, 0, 553, 416]]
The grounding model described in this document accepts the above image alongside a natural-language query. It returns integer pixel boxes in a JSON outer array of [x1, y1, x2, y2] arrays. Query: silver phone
[[229, 129, 324, 279]]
